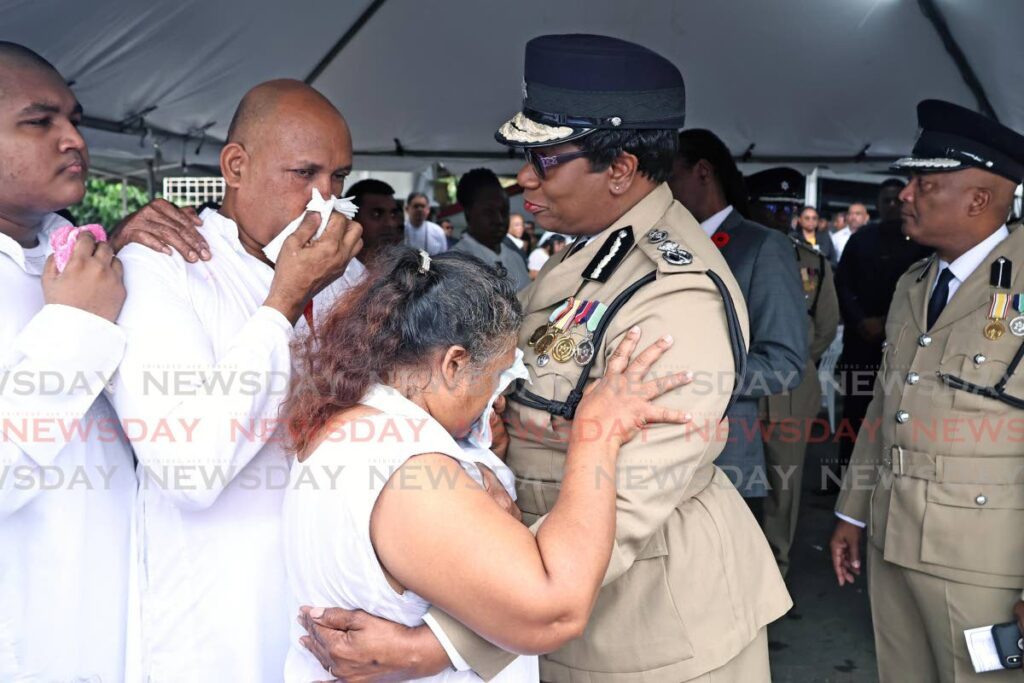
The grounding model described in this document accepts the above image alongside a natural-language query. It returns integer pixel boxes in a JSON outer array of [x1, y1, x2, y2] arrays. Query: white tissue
[[262, 188, 358, 263], [458, 349, 530, 496]]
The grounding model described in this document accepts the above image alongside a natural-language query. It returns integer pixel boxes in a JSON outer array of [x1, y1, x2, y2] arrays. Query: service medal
[[985, 292, 1010, 341], [984, 321, 1006, 340], [528, 324, 549, 347], [534, 332, 557, 355], [574, 339, 596, 366], [1010, 294, 1024, 337], [551, 336, 577, 363]]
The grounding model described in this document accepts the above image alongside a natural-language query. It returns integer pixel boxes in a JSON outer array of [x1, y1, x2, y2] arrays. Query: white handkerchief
[[965, 625, 1004, 673], [457, 348, 530, 496], [262, 188, 358, 263]]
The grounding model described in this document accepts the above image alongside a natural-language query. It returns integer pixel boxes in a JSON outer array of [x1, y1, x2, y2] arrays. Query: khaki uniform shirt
[[837, 224, 1024, 591], [430, 185, 791, 682]]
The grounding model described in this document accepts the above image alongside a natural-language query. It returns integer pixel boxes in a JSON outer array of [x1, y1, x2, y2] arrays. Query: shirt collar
[[0, 213, 71, 274], [200, 208, 251, 257], [700, 205, 734, 238], [939, 224, 1010, 283]]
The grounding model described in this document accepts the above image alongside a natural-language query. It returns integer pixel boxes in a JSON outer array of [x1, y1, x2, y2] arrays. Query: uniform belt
[[515, 463, 716, 518], [887, 445, 1024, 484]]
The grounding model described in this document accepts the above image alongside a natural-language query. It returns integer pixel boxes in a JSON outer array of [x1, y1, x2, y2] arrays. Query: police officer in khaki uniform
[[830, 99, 1024, 682], [762, 235, 839, 576], [295, 34, 791, 683]]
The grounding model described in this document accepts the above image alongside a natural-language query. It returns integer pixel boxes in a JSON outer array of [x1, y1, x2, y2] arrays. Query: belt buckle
[[890, 445, 904, 475]]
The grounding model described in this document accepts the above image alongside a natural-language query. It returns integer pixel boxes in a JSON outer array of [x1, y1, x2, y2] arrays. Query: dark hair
[[577, 128, 677, 184], [285, 247, 522, 454], [456, 167, 502, 209], [676, 129, 750, 216], [348, 179, 395, 207], [407, 191, 429, 205], [880, 178, 907, 192], [800, 205, 818, 216]]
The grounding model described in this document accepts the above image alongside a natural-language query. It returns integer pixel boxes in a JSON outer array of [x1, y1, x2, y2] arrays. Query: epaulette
[[636, 225, 705, 273], [912, 254, 937, 282]]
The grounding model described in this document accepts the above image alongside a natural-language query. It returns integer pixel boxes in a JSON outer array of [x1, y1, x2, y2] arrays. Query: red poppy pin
[[711, 232, 730, 248]]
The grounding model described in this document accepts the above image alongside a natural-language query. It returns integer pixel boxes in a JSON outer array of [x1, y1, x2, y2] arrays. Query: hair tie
[[417, 250, 431, 274]]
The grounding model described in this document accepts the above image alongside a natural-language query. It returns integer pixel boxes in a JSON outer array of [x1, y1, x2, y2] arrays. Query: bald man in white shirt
[[109, 79, 363, 682]]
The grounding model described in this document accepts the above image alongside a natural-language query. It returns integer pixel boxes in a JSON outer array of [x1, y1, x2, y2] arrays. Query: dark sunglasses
[[523, 148, 588, 179]]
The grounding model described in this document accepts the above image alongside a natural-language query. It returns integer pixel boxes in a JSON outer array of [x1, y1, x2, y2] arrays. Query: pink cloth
[[50, 224, 107, 272]]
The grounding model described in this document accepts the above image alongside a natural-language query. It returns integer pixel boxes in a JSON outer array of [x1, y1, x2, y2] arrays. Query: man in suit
[[297, 34, 791, 683], [761, 236, 839, 576], [670, 129, 808, 503], [831, 99, 1024, 681]]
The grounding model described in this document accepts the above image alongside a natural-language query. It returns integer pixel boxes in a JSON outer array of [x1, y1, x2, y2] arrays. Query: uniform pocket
[[545, 526, 695, 673], [921, 480, 1024, 577]]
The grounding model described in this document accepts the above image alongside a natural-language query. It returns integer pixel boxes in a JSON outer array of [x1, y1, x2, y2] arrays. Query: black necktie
[[927, 267, 955, 330]]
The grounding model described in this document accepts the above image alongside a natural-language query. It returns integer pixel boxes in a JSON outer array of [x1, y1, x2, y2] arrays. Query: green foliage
[[70, 178, 149, 234]]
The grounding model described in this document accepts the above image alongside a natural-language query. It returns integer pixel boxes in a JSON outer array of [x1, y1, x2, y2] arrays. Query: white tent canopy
[[3, 0, 1021, 180]]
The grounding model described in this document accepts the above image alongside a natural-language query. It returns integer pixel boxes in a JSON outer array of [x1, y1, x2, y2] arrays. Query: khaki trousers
[[761, 419, 807, 577], [684, 627, 769, 682], [868, 544, 1023, 683]]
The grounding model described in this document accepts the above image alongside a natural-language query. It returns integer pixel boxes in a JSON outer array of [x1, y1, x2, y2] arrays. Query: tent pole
[[917, 0, 998, 121], [304, 0, 389, 84]]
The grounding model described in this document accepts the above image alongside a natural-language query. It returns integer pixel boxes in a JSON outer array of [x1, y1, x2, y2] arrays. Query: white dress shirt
[[405, 220, 448, 255], [1, 214, 136, 682], [699, 205, 734, 238], [110, 208, 363, 682], [452, 233, 531, 291], [831, 227, 852, 262], [836, 224, 1010, 529], [930, 224, 1009, 303]]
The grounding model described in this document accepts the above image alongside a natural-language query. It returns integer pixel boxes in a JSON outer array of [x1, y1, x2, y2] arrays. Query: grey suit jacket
[[713, 209, 808, 497]]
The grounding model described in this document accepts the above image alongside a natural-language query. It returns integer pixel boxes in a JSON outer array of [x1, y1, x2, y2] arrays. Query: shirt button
[[918, 334, 932, 347], [974, 354, 987, 365], [896, 410, 911, 424], [906, 372, 920, 385], [975, 494, 988, 506]]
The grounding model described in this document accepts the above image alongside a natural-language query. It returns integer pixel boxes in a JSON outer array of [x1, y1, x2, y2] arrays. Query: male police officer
[[831, 99, 1024, 682], [297, 34, 790, 683]]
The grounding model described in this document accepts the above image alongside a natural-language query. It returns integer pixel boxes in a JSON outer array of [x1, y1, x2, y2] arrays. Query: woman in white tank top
[[281, 249, 691, 682]]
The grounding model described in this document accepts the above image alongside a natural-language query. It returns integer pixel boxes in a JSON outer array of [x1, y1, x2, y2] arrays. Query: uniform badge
[[583, 228, 634, 282], [647, 228, 667, 244], [657, 240, 693, 266], [991, 257, 1013, 289]]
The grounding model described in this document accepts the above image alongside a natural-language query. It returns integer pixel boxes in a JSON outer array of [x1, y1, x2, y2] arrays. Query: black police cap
[[745, 167, 805, 204], [495, 34, 686, 148], [893, 99, 1024, 184]]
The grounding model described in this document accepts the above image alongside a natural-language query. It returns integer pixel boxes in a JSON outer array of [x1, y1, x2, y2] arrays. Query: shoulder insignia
[[913, 254, 936, 282], [582, 226, 635, 283]]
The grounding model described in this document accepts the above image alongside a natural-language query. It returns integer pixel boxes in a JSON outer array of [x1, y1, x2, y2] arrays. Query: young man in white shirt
[[0, 42, 206, 682], [404, 192, 447, 254], [109, 79, 363, 682]]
